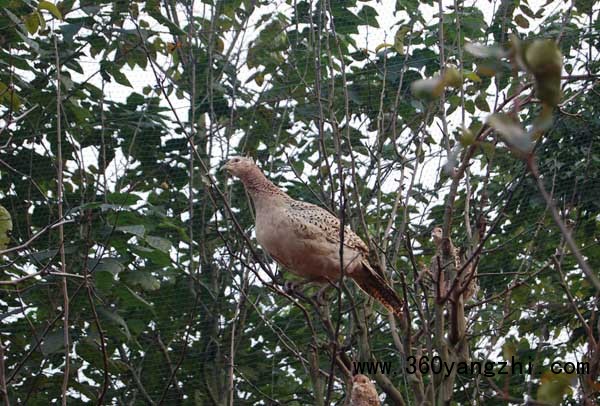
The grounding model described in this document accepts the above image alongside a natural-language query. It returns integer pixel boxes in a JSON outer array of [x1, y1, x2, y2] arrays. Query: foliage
[[0, 0, 598, 404]]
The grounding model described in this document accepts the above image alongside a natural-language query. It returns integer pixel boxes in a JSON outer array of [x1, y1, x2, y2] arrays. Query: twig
[[53, 32, 70, 406], [0, 334, 9, 406], [527, 157, 600, 291]]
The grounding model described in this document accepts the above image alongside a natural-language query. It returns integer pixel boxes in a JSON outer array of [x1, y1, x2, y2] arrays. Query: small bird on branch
[[222, 156, 404, 318]]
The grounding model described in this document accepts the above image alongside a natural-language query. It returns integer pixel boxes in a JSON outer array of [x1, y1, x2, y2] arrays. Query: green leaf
[[41, 329, 65, 355], [122, 271, 161, 291], [502, 340, 517, 360], [116, 225, 145, 237], [357, 5, 379, 28], [38, 1, 63, 20], [145, 235, 172, 253], [94, 271, 115, 292], [115, 284, 154, 309], [77, 339, 125, 374], [107, 192, 141, 206], [98, 307, 131, 340], [92, 258, 124, 275], [109, 68, 133, 88], [474, 93, 490, 112]]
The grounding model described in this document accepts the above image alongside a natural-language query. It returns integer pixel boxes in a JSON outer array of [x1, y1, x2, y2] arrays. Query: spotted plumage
[[222, 156, 403, 317], [350, 374, 381, 406], [430, 227, 478, 301]]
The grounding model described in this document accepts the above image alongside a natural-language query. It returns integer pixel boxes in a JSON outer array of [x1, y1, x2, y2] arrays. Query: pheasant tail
[[352, 261, 404, 318]]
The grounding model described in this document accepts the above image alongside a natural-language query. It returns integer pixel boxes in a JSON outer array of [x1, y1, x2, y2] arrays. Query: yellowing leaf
[[411, 77, 445, 99], [0, 82, 21, 110], [24, 12, 39, 34], [0, 205, 12, 250], [375, 43, 393, 53], [167, 41, 181, 54], [38, 1, 63, 20], [514, 14, 530, 29], [215, 38, 224, 53], [443, 67, 462, 88], [460, 128, 476, 146], [476, 65, 497, 77], [537, 371, 572, 405], [464, 42, 503, 58], [524, 39, 562, 76], [524, 39, 563, 106], [255, 72, 264, 86], [464, 71, 481, 82], [487, 113, 532, 157], [502, 340, 517, 360], [394, 26, 410, 55]]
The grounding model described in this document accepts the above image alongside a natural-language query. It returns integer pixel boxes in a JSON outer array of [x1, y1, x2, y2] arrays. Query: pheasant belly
[[256, 211, 361, 282]]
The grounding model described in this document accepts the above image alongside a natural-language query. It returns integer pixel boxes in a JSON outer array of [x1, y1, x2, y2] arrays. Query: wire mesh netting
[[1, 0, 599, 404]]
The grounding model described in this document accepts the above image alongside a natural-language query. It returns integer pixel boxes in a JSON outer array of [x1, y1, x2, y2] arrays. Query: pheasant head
[[431, 226, 443, 246], [221, 156, 287, 199], [221, 156, 256, 178]]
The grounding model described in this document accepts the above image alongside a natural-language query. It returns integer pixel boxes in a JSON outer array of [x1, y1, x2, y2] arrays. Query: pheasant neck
[[240, 166, 290, 201]]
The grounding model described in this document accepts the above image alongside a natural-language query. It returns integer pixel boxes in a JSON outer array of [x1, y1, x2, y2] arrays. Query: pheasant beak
[[220, 163, 231, 172]]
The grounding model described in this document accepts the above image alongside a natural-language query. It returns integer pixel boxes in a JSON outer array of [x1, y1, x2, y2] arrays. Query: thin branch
[[53, 32, 70, 406], [527, 157, 600, 291]]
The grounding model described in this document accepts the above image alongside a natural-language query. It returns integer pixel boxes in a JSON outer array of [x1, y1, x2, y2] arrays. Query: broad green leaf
[[145, 235, 172, 253], [115, 284, 154, 309], [116, 225, 145, 237], [107, 192, 141, 205], [94, 271, 115, 292], [41, 329, 65, 355], [98, 307, 131, 340], [474, 94, 490, 112], [91, 258, 124, 275], [122, 271, 160, 291]]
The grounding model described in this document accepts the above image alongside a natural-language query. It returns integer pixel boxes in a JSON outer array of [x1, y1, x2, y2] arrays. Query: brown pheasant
[[350, 374, 381, 406], [431, 227, 478, 301], [222, 156, 403, 318]]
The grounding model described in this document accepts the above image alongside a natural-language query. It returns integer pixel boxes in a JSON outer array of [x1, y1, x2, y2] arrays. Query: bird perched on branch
[[221, 156, 403, 318], [430, 227, 478, 301], [350, 374, 381, 406]]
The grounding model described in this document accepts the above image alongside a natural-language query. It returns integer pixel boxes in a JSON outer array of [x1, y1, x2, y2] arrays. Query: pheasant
[[222, 156, 403, 318], [430, 227, 478, 301], [350, 374, 381, 406]]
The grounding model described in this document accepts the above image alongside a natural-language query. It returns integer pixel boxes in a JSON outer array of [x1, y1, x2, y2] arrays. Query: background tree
[[0, 0, 599, 404]]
